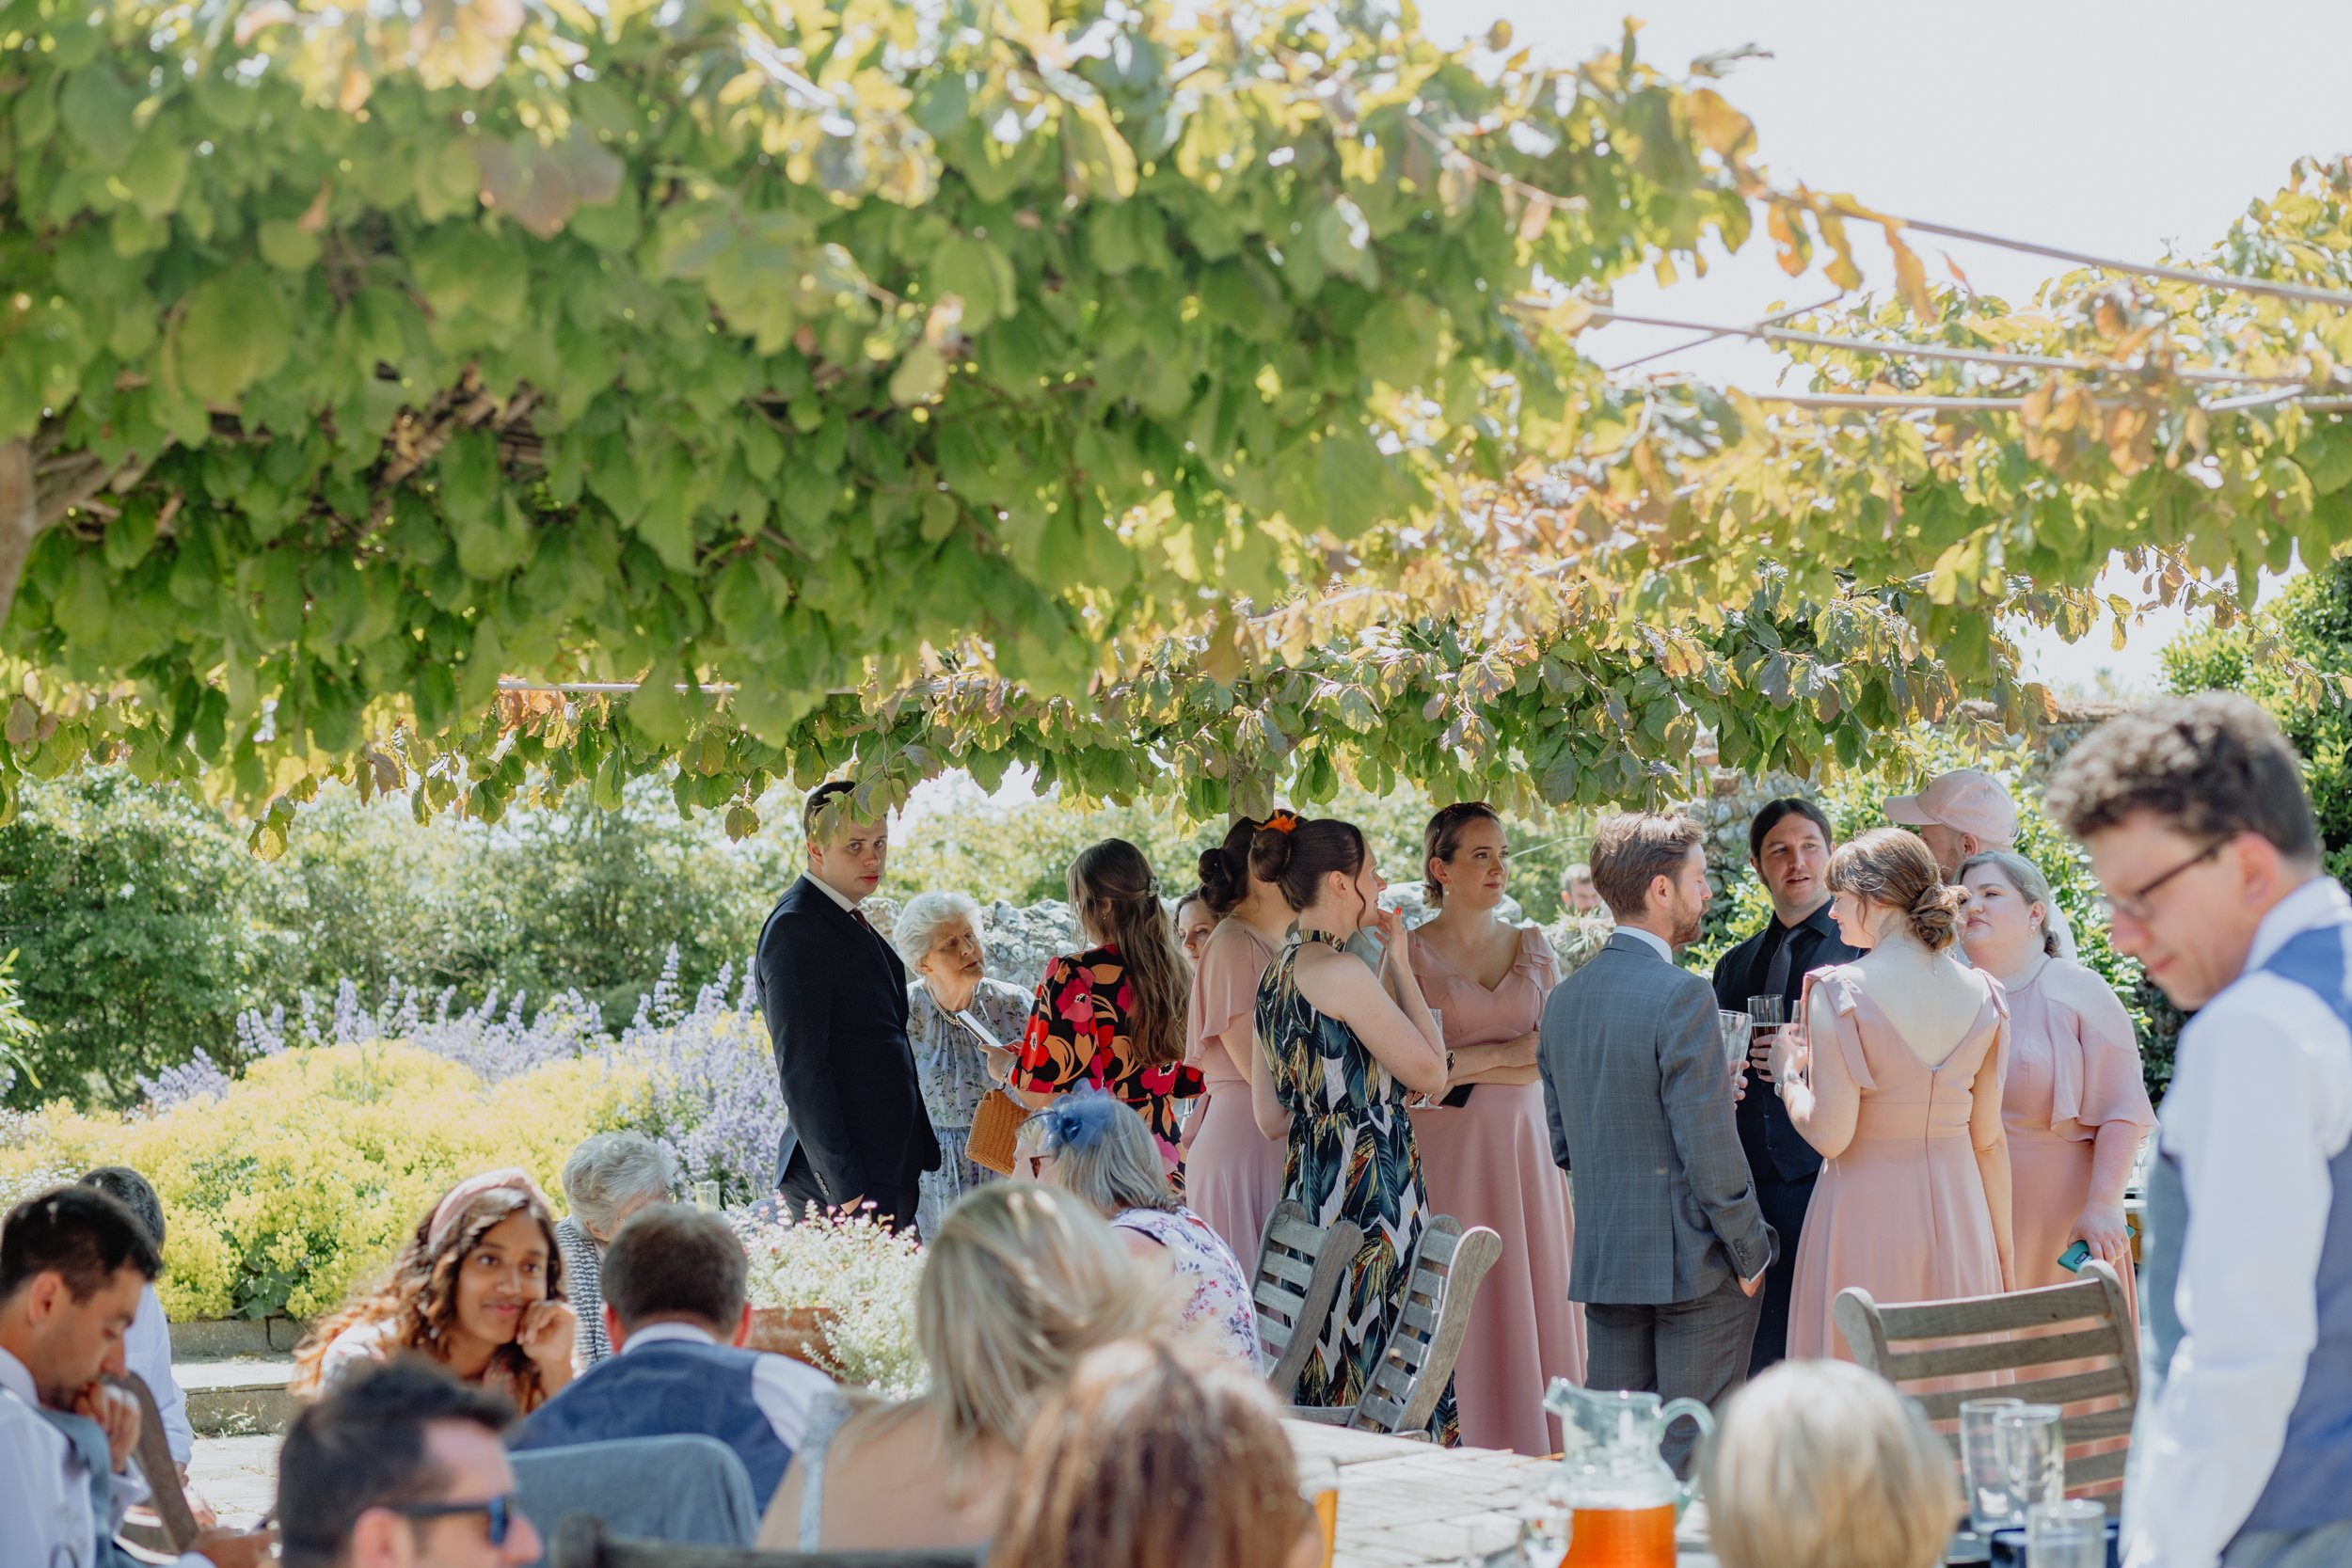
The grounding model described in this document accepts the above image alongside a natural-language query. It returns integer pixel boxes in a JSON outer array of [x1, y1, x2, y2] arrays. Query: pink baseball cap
[[1884, 768, 2018, 847]]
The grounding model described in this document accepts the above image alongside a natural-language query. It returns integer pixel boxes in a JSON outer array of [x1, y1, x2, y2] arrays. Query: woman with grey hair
[[1959, 848, 2153, 1311], [1027, 1092, 1260, 1365], [894, 890, 1030, 1238], [557, 1131, 676, 1366]]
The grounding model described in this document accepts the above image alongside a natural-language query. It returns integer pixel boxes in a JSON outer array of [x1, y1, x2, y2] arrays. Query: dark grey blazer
[[1540, 930, 1776, 1306]]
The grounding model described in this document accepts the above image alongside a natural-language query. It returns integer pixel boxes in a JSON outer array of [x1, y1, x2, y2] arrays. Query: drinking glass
[[1717, 1010, 1753, 1067], [1959, 1398, 2026, 1533], [1994, 1404, 2065, 1523], [692, 1179, 723, 1212], [1297, 1456, 1339, 1568], [1746, 995, 1787, 1083], [2026, 1498, 2107, 1568]]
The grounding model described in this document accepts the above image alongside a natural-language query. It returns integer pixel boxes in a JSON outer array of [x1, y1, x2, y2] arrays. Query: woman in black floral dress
[[1245, 814, 1456, 1439]]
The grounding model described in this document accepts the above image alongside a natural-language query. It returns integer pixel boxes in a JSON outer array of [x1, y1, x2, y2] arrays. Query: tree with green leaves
[[5, 0, 2352, 848]]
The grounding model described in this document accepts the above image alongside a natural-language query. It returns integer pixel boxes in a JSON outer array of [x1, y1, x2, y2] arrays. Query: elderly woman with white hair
[[895, 890, 1031, 1238], [556, 1131, 676, 1367], [1027, 1092, 1260, 1366]]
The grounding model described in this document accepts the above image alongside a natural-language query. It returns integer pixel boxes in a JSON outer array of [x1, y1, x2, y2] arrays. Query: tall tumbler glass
[[1959, 1397, 2026, 1533], [1994, 1404, 2066, 1525], [1746, 994, 1788, 1086], [2026, 1499, 2107, 1568], [1718, 1010, 1753, 1068]]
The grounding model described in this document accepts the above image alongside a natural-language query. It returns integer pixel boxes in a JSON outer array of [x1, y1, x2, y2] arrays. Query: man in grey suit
[[1540, 813, 1775, 1474]]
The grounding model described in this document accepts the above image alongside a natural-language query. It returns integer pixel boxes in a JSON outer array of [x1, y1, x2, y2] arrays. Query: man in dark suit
[[1540, 814, 1773, 1476], [1708, 797, 1863, 1374], [755, 782, 940, 1233]]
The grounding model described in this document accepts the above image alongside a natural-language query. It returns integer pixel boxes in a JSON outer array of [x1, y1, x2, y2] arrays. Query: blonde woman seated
[[1703, 1360, 1959, 1568], [756, 1182, 1175, 1553], [293, 1168, 577, 1415], [988, 1338, 1323, 1568], [1027, 1091, 1262, 1365]]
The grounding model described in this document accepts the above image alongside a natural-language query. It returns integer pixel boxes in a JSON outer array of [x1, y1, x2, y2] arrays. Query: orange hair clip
[[1263, 810, 1300, 834]]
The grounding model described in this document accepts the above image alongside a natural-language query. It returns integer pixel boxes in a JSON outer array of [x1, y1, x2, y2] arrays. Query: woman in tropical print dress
[[1245, 814, 1455, 1439], [1015, 838, 1205, 1167]]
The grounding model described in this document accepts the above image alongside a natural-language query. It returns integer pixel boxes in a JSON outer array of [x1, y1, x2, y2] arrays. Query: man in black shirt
[[1709, 798, 1863, 1373]]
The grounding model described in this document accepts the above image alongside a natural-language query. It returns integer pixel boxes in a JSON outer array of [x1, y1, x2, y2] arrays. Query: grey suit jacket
[[1540, 930, 1776, 1306]]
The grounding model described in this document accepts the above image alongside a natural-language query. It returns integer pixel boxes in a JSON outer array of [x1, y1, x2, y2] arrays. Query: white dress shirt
[[2123, 877, 2352, 1568], [1614, 924, 1675, 963], [124, 1286, 194, 1466], [801, 872, 863, 916], [0, 1346, 210, 1568], [620, 1322, 834, 1450]]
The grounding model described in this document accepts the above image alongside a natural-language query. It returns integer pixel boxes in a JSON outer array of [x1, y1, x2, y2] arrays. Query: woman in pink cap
[[293, 1168, 578, 1413]]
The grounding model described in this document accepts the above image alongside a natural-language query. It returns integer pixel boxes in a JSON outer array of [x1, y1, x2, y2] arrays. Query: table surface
[[1281, 1420, 1717, 1568]]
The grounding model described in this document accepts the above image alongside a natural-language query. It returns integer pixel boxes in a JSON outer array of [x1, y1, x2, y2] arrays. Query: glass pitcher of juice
[[1542, 1381, 1712, 1568]]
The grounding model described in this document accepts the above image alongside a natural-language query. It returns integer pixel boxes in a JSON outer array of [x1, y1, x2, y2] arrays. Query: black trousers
[[777, 1152, 920, 1236], [1748, 1170, 1816, 1376]]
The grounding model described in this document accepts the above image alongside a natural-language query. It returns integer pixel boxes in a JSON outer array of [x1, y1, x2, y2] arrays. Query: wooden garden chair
[[109, 1370, 200, 1560], [551, 1515, 977, 1568], [1252, 1199, 1365, 1402], [1835, 1260, 2140, 1504], [1288, 1216, 1503, 1440]]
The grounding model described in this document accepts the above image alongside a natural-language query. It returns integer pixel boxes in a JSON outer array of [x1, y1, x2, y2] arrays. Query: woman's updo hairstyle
[[1422, 801, 1502, 905], [1826, 828, 1965, 952], [1248, 814, 1370, 912], [1196, 814, 1277, 918]]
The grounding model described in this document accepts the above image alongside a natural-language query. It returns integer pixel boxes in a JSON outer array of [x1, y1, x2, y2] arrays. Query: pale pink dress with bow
[[1410, 925, 1587, 1454], [1184, 918, 1286, 1266], [1786, 964, 2010, 1363]]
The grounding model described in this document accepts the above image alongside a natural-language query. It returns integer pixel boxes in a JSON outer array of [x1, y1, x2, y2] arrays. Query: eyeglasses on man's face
[[392, 1493, 524, 1546], [2095, 838, 2231, 925]]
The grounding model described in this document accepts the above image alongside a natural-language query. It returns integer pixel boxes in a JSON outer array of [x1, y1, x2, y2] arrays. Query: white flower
[[735, 1208, 927, 1400]]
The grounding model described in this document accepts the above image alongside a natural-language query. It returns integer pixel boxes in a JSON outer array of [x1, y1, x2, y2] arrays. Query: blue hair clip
[[1036, 1089, 1123, 1155]]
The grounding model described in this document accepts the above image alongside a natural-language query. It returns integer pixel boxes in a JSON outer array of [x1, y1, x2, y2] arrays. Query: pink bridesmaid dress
[[1409, 925, 1588, 1454], [1786, 964, 2010, 1364], [1184, 919, 1286, 1266], [2001, 960, 2153, 1312]]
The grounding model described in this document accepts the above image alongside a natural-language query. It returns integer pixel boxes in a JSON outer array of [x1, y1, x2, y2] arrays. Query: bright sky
[[1416, 0, 2352, 697]]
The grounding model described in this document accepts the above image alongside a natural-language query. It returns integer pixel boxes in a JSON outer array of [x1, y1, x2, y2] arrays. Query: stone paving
[[189, 1435, 278, 1528]]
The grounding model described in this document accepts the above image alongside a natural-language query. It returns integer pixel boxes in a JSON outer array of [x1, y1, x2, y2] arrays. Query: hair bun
[[1247, 823, 1296, 887], [1906, 882, 1965, 952]]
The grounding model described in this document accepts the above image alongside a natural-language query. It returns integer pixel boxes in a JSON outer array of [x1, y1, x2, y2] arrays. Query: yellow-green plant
[[0, 1041, 652, 1320]]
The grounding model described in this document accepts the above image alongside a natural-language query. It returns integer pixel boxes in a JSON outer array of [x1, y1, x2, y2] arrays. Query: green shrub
[[0, 1041, 652, 1320], [0, 772, 257, 1106]]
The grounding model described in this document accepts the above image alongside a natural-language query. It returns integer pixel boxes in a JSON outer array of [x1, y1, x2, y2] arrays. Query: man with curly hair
[[2047, 692, 2352, 1568]]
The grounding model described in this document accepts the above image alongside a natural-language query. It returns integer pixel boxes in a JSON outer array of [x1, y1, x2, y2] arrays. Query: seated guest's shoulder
[[319, 1318, 399, 1384]]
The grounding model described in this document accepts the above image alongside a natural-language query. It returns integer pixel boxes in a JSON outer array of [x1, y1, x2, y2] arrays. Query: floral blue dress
[[1255, 930, 1456, 1442]]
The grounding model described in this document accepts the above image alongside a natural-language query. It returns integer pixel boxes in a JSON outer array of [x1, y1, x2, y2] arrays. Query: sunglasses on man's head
[[391, 1493, 523, 1545]]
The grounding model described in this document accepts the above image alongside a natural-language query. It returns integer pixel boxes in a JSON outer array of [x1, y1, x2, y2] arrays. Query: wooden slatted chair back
[[549, 1515, 989, 1568], [108, 1370, 199, 1556], [1347, 1217, 1502, 1438], [1253, 1199, 1365, 1401], [1834, 1261, 2139, 1503]]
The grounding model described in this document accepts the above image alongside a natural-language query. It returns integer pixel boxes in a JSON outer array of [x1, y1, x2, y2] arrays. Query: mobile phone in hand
[[2058, 1239, 2092, 1273]]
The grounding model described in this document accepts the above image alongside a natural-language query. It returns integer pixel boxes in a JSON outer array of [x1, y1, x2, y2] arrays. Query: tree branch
[[0, 438, 44, 635]]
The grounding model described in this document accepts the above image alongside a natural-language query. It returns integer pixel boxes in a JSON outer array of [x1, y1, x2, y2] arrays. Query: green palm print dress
[[1256, 930, 1458, 1443]]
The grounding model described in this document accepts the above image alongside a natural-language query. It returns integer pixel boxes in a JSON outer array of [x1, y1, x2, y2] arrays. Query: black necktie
[[1763, 925, 1795, 1003]]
